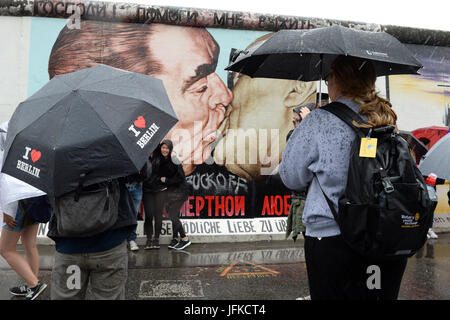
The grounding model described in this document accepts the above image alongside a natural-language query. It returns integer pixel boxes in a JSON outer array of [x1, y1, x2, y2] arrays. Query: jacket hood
[[161, 139, 173, 152], [160, 139, 174, 159]]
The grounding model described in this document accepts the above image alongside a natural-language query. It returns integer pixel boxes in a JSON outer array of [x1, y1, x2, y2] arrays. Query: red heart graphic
[[134, 116, 146, 128], [31, 150, 41, 163]]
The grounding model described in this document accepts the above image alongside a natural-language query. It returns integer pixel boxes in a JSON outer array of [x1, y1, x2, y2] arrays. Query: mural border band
[[1, 0, 449, 46]]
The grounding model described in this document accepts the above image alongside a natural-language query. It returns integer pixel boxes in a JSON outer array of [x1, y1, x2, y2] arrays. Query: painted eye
[[196, 86, 208, 94]]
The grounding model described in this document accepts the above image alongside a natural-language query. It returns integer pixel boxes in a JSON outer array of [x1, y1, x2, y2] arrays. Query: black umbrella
[[226, 25, 422, 81], [226, 25, 422, 105], [2, 64, 178, 197]]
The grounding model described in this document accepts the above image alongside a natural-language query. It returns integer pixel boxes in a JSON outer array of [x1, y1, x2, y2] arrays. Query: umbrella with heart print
[[1, 64, 178, 197]]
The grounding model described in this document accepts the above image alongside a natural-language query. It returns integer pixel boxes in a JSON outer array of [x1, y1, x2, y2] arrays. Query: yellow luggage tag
[[359, 129, 377, 158]]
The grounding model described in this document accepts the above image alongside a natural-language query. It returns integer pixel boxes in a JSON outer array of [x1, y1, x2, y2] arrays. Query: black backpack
[[49, 176, 120, 238], [318, 102, 433, 260]]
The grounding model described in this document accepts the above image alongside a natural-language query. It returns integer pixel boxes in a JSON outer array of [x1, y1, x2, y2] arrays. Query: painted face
[[160, 144, 170, 158], [149, 25, 233, 175], [214, 73, 316, 181]]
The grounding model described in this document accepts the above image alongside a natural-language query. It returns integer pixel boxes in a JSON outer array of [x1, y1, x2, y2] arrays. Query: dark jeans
[[167, 192, 186, 239], [143, 188, 187, 240], [126, 184, 143, 242], [304, 235, 407, 300], [143, 191, 164, 239]]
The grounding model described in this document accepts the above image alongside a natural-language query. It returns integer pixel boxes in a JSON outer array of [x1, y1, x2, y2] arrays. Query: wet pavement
[[1, 233, 449, 300]]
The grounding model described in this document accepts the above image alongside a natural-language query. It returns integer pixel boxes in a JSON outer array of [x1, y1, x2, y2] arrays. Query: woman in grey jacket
[[280, 55, 407, 300]]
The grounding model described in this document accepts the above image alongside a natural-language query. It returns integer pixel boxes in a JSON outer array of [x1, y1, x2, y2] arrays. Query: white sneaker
[[428, 229, 438, 239], [296, 295, 311, 300], [129, 240, 139, 251]]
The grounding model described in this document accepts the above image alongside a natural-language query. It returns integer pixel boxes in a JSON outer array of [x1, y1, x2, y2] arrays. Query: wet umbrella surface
[[419, 133, 450, 180], [1, 64, 178, 197], [226, 25, 423, 81]]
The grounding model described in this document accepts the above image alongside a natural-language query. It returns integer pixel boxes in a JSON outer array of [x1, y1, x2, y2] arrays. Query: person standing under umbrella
[[280, 55, 407, 300], [143, 140, 191, 250], [142, 149, 165, 249]]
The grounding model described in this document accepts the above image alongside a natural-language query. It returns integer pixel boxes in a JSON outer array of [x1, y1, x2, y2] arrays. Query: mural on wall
[[27, 18, 318, 220], [390, 44, 450, 131], [7, 0, 377, 32], [21, 14, 450, 232]]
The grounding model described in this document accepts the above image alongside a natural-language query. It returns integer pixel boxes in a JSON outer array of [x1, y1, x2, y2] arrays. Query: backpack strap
[[74, 173, 86, 202], [314, 102, 367, 221], [321, 102, 367, 138], [313, 173, 339, 221]]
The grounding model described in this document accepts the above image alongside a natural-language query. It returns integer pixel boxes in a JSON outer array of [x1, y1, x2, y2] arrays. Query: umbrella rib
[[73, 92, 141, 172], [57, 74, 79, 91], [77, 72, 134, 90], [4, 91, 72, 153], [337, 27, 349, 57], [19, 92, 72, 120], [81, 93, 142, 172], [55, 66, 133, 91], [130, 76, 177, 118], [60, 64, 119, 89], [76, 89, 154, 111], [75, 89, 178, 134], [77, 86, 175, 118], [53, 92, 141, 193], [52, 93, 78, 193], [73, 92, 113, 132], [20, 90, 72, 104]]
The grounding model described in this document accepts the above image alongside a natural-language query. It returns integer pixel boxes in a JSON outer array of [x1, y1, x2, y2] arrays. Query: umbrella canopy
[[418, 133, 450, 180], [2, 64, 178, 197], [411, 126, 449, 149], [398, 130, 428, 164], [0, 121, 45, 218], [226, 25, 423, 81]]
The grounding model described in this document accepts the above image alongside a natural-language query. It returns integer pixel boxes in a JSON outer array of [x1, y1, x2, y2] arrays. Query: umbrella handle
[[319, 54, 323, 107], [319, 80, 322, 107]]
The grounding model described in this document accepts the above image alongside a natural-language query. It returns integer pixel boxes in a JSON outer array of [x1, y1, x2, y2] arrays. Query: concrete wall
[[0, 16, 31, 123], [0, 14, 448, 243]]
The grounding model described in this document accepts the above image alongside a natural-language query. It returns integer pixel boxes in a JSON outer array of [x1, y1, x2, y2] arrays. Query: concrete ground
[[1, 233, 449, 300]]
